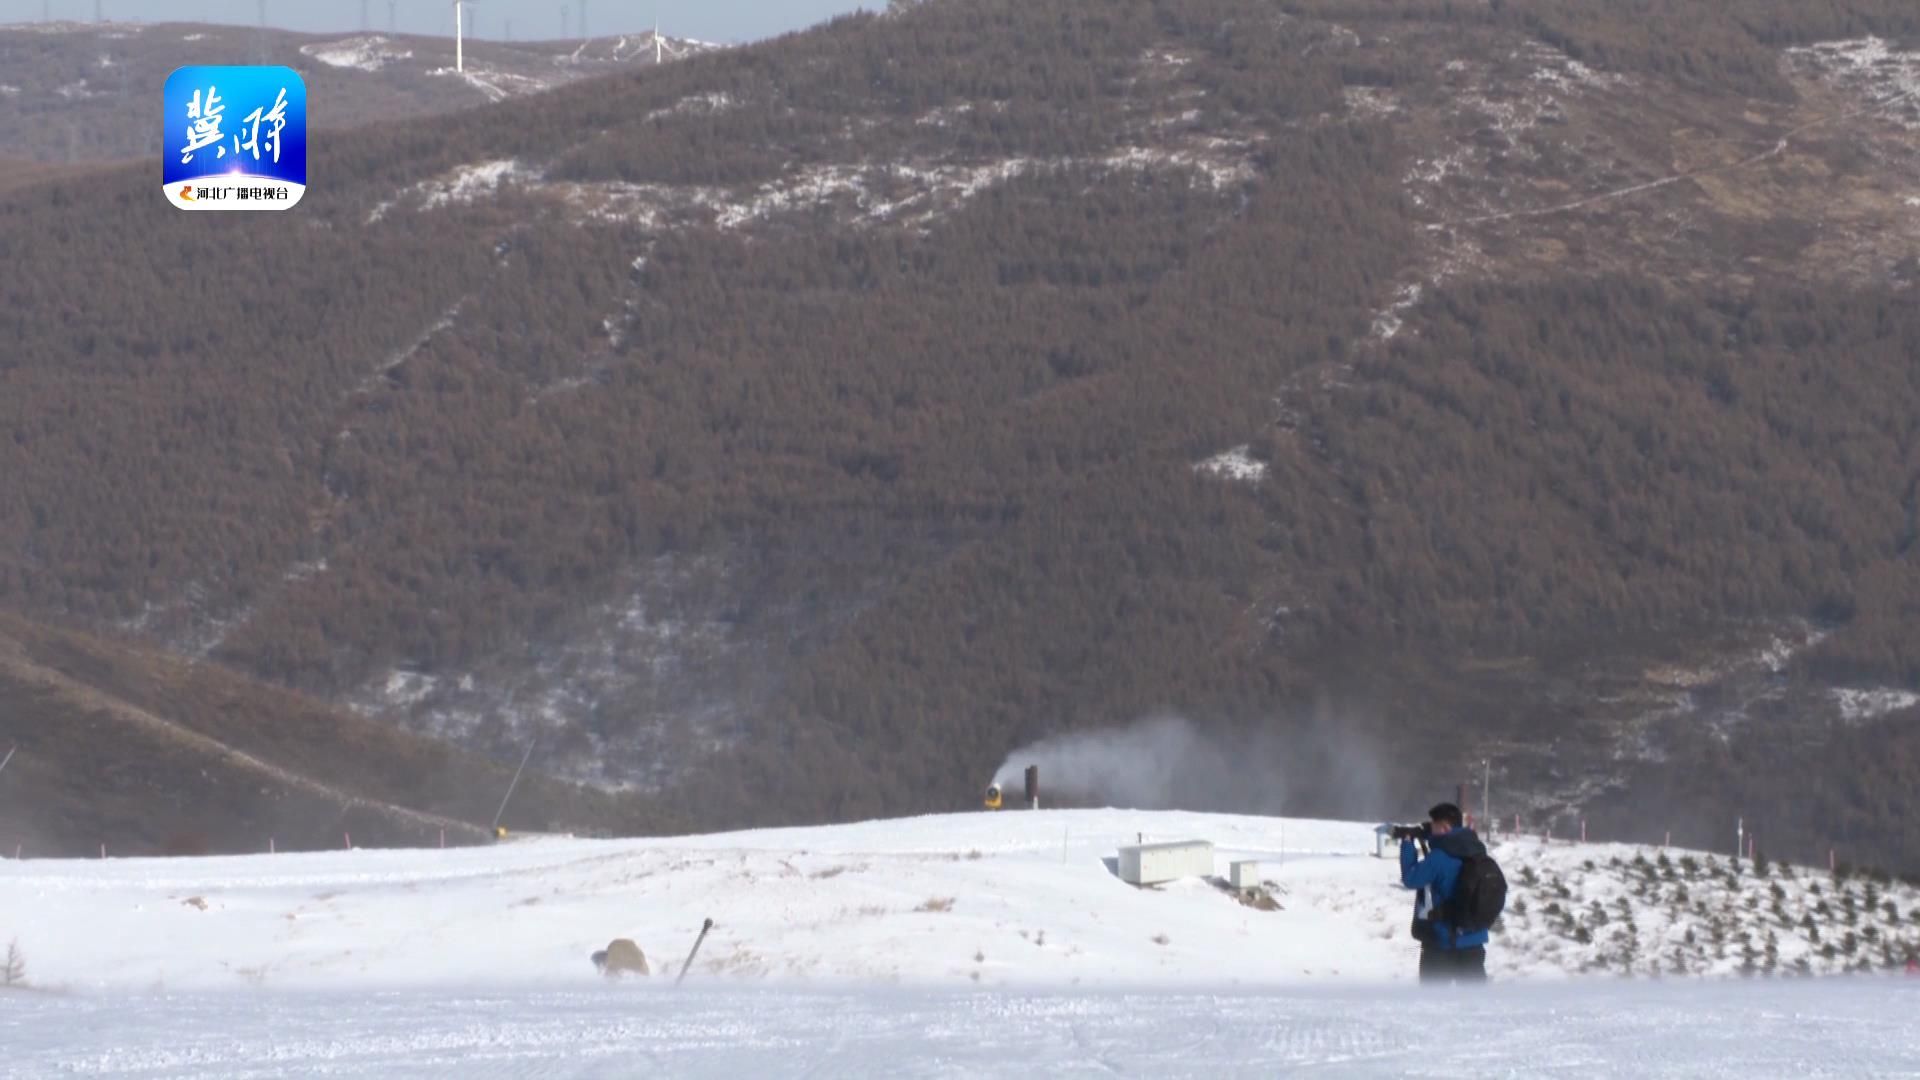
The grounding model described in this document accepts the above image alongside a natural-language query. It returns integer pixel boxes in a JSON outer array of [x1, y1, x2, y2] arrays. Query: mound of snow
[[7, 809, 1913, 997], [300, 35, 414, 73]]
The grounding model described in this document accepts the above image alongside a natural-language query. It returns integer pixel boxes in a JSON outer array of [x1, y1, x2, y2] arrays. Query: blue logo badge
[[163, 66, 308, 211]]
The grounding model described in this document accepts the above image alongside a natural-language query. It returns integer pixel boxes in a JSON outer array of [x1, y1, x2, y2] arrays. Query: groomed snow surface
[[5, 810, 1919, 1076], [9, 980, 1920, 1078]]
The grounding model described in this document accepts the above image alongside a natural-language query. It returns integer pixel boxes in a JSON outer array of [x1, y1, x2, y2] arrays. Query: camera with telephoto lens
[[1387, 823, 1430, 842]]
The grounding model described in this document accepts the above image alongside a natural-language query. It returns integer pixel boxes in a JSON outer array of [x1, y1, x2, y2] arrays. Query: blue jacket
[[1402, 829, 1491, 950]]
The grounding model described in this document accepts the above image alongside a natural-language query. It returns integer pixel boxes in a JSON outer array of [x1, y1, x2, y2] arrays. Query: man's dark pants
[[1419, 945, 1487, 983]]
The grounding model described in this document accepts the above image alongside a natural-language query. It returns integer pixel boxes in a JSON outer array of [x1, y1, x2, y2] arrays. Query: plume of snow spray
[[990, 708, 1395, 818], [991, 714, 1285, 812]]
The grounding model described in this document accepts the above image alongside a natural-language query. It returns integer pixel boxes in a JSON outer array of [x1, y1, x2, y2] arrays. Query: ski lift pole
[[491, 738, 536, 836]]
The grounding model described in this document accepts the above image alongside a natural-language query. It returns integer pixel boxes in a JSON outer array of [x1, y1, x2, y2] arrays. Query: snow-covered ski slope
[[8, 980, 1920, 1078], [5, 809, 1919, 991], [5, 810, 1920, 1076]]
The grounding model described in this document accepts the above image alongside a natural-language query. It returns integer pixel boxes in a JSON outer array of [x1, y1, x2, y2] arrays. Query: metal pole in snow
[[1580, 819, 1587, 844], [0, 744, 16, 778], [100, 842, 106, 859], [1482, 758, 1491, 839], [1664, 830, 1671, 849], [676, 918, 714, 987], [492, 738, 537, 834], [345, 831, 352, 850], [270, 837, 275, 854], [440, 828, 446, 849]]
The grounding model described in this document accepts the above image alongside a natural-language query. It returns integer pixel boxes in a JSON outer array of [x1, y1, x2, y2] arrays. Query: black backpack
[[1447, 852, 1508, 939]]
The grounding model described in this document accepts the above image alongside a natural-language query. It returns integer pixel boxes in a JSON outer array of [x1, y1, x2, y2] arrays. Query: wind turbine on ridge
[[452, 0, 476, 72]]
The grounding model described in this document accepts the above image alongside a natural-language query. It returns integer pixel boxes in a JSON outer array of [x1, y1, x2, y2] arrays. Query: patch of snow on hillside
[[1193, 447, 1266, 483], [914, 102, 975, 127], [1370, 283, 1423, 340], [1525, 42, 1627, 92], [1832, 687, 1920, 723], [645, 91, 737, 121], [0, 84, 18, 96], [1756, 627, 1828, 672], [380, 670, 439, 708], [554, 32, 723, 67], [284, 557, 329, 583], [1644, 624, 1826, 687], [1789, 38, 1920, 130], [182, 32, 206, 41], [421, 66, 553, 103], [55, 79, 92, 100], [6, 20, 88, 34], [1343, 86, 1399, 118], [417, 159, 535, 211], [1100, 145, 1257, 190], [551, 148, 1254, 234], [356, 556, 744, 791], [1403, 149, 1468, 205], [301, 36, 414, 72]]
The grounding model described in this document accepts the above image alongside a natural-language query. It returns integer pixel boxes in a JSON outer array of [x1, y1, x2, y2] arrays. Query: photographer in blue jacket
[[1395, 802, 1491, 983]]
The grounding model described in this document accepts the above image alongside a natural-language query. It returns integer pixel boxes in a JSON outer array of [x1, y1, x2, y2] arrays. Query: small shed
[[1228, 859, 1263, 891], [1117, 840, 1214, 886]]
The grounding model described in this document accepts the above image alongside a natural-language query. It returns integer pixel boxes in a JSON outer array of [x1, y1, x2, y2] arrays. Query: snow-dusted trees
[[3, 939, 23, 987]]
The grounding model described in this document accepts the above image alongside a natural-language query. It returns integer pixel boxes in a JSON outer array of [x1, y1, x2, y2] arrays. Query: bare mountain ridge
[[0, 18, 722, 164], [2, 0, 1919, 868]]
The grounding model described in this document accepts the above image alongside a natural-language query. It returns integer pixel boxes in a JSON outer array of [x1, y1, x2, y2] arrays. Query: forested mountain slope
[[2, 0, 1917, 867]]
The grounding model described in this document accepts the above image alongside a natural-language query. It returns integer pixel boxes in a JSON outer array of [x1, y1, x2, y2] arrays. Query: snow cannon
[[983, 765, 1040, 810]]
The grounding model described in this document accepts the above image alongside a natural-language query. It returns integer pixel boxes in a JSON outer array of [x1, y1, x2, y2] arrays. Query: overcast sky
[[7, 2, 874, 44]]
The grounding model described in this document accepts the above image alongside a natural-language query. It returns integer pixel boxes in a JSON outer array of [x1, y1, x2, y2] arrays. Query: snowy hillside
[[6, 810, 1920, 1076], [5, 810, 1916, 994]]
